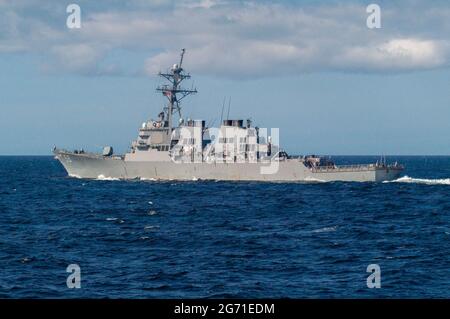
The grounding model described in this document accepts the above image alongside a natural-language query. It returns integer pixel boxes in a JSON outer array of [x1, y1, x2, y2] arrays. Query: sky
[[0, 0, 449, 155]]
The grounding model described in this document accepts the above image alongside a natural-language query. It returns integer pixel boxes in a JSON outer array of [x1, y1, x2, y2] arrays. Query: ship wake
[[385, 176, 450, 185]]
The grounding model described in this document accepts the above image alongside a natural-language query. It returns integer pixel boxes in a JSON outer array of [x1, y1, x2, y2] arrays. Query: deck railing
[[311, 163, 402, 173], [312, 164, 373, 172]]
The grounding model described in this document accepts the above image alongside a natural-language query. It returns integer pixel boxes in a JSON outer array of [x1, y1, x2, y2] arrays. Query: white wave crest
[[386, 175, 450, 185], [69, 174, 82, 179], [312, 226, 338, 233], [140, 177, 158, 181], [96, 174, 120, 181]]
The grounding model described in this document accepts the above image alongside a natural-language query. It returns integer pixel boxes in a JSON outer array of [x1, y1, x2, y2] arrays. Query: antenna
[[220, 97, 225, 125], [179, 48, 185, 68], [226, 96, 231, 120], [206, 118, 216, 128]]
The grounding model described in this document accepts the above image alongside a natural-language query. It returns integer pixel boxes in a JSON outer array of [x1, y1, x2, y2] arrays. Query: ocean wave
[[69, 174, 82, 179], [106, 217, 124, 223], [144, 225, 160, 230], [385, 176, 450, 185], [312, 226, 338, 233]]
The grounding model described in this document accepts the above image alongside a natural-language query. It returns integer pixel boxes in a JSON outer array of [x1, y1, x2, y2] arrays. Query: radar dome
[[102, 146, 113, 157]]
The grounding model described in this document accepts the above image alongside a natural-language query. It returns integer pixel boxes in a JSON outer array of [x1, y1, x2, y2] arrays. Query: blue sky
[[0, 0, 449, 155]]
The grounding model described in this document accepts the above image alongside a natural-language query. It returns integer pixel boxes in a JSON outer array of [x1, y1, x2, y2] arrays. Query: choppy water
[[1, 156, 450, 298]]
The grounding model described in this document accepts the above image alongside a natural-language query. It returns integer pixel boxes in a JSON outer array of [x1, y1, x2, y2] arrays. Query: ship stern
[[374, 166, 403, 182]]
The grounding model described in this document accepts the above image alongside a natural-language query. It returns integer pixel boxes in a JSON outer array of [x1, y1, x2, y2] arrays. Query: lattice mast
[[156, 49, 197, 136]]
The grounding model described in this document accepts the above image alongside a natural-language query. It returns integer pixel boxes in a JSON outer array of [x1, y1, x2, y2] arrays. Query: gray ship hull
[[53, 50, 405, 183], [54, 150, 402, 182]]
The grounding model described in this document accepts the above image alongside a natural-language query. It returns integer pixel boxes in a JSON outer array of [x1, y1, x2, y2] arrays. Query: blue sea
[[1, 156, 450, 298]]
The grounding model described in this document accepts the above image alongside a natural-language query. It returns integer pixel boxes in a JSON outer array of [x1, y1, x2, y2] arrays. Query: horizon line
[[2, 154, 450, 157]]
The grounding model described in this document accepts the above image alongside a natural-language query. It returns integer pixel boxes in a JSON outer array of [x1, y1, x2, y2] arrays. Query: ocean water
[[1, 155, 450, 298]]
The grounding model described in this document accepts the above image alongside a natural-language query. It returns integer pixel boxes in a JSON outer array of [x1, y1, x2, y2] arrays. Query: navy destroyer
[[54, 49, 403, 182]]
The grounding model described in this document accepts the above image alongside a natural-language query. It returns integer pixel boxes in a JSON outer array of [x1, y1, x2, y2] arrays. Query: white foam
[[96, 174, 120, 181], [303, 176, 326, 183], [140, 177, 158, 181], [69, 174, 82, 179], [106, 217, 118, 221], [385, 175, 450, 185]]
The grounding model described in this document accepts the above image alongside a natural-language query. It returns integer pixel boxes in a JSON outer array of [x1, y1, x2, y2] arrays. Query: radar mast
[[156, 49, 197, 136]]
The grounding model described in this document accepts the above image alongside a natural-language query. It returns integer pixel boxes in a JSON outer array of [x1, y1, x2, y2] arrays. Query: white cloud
[[335, 38, 449, 71], [181, 0, 221, 9], [145, 42, 319, 78], [0, 1, 449, 77]]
